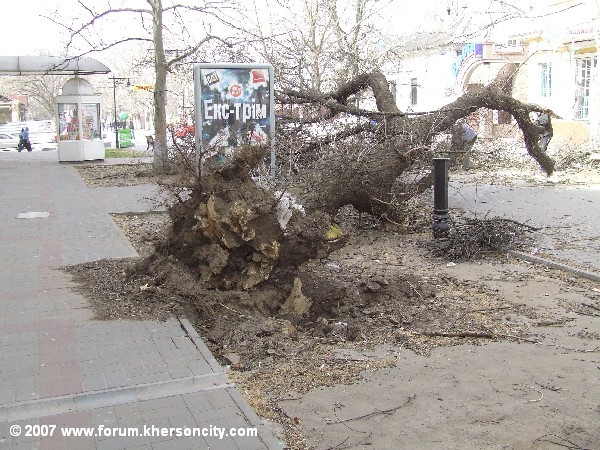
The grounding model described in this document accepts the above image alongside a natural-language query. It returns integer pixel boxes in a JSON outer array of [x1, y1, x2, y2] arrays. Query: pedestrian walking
[[17, 128, 25, 152], [23, 127, 32, 152], [129, 121, 135, 139]]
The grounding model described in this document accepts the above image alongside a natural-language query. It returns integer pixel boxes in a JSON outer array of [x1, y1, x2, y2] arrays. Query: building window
[[539, 63, 551, 98], [410, 78, 418, 105], [58, 103, 79, 140], [574, 57, 596, 119]]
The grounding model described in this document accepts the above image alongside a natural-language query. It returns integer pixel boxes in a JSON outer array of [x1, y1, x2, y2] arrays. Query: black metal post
[[432, 157, 450, 237]]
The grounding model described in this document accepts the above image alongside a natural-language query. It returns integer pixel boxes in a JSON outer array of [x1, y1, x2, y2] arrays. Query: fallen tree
[[277, 70, 554, 217], [156, 70, 555, 292]]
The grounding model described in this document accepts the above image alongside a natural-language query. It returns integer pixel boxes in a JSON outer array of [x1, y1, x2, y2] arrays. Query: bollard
[[432, 157, 450, 237]]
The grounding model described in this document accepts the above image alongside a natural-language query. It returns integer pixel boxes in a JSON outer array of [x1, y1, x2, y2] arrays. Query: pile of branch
[[430, 218, 538, 261]]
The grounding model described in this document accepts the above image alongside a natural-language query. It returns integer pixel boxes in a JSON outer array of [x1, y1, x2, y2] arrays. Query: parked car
[[0, 133, 20, 150]]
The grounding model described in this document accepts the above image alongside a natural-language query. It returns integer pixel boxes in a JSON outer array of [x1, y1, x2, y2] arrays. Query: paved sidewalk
[[0, 151, 282, 449]]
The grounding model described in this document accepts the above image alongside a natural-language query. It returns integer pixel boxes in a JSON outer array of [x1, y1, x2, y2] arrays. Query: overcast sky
[[1, 0, 67, 55], [1, 0, 594, 58], [1, 0, 154, 56], [0, 0, 461, 57]]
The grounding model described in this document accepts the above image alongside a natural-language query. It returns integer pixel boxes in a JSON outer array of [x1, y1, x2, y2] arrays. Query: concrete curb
[[508, 250, 600, 283], [178, 317, 285, 449], [178, 318, 224, 374], [0, 372, 231, 423]]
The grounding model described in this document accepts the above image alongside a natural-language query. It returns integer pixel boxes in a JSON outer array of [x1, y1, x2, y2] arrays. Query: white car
[[0, 133, 20, 150]]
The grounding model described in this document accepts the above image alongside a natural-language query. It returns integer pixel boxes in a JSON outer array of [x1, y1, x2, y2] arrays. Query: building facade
[[385, 0, 597, 148]]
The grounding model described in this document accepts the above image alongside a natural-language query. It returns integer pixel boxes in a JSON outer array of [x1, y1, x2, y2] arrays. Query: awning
[[0, 56, 111, 75]]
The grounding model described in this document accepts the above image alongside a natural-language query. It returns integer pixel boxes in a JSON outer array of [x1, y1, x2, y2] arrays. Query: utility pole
[[109, 76, 130, 148]]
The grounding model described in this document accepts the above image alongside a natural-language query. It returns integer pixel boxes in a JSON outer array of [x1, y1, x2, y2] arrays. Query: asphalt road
[[448, 180, 600, 273]]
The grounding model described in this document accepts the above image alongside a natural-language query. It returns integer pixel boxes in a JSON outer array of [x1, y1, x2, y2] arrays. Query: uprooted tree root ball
[[159, 145, 346, 292]]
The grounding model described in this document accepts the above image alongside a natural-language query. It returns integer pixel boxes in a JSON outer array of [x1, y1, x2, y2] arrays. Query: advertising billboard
[[193, 63, 275, 175]]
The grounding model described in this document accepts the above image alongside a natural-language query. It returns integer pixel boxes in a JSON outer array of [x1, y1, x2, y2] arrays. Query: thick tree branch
[[274, 70, 557, 225], [278, 90, 402, 120], [281, 70, 555, 175], [427, 88, 555, 174]]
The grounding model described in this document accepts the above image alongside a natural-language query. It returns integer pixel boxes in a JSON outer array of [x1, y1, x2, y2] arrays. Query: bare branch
[[166, 35, 233, 68], [44, 7, 152, 51]]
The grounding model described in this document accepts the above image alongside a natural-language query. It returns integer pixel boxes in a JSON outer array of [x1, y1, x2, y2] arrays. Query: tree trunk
[[284, 72, 555, 219], [149, 0, 170, 174]]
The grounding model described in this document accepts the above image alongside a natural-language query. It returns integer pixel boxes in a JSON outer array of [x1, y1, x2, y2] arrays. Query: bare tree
[[0, 74, 66, 120], [47, 0, 240, 173], [246, 0, 385, 92]]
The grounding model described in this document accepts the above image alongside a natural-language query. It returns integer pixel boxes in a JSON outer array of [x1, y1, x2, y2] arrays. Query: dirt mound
[[64, 216, 542, 449]]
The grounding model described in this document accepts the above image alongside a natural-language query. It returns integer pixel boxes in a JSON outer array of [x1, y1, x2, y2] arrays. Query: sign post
[[193, 63, 275, 176]]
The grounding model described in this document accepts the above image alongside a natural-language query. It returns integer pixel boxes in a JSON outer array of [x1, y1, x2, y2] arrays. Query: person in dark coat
[[23, 127, 32, 152], [536, 113, 553, 151], [18, 128, 25, 152]]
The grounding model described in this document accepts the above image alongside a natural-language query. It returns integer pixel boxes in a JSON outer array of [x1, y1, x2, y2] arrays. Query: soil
[[65, 160, 600, 450]]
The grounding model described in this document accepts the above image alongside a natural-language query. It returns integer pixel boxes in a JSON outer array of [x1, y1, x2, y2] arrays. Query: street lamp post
[[109, 76, 130, 148]]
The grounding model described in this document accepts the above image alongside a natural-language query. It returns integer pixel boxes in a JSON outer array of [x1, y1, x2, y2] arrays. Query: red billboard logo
[[252, 70, 266, 84], [230, 84, 242, 97]]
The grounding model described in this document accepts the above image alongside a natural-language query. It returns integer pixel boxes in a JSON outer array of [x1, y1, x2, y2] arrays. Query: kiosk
[[56, 77, 104, 161]]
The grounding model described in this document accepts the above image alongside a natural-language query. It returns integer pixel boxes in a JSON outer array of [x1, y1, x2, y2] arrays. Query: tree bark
[[148, 0, 170, 174]]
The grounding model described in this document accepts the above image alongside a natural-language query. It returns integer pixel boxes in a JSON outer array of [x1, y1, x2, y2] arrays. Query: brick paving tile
[[0, 152, 282, 450]]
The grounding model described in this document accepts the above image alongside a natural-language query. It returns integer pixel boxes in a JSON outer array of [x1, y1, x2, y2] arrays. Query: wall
[[386, 51, 458, 113]]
